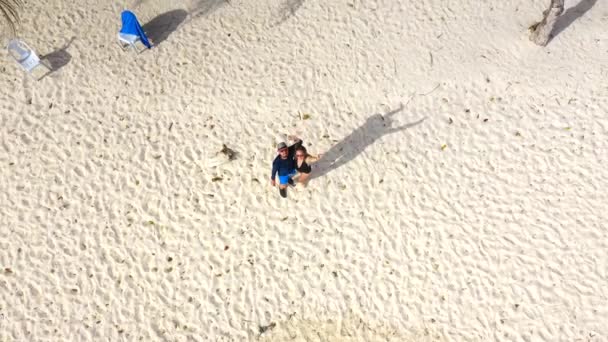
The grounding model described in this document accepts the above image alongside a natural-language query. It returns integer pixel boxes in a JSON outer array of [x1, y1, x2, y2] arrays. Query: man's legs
[[279, 186, 287, 198], [279, 172, 296, 187], [278, 171, 296, 197], [277, 179, 288, 197]]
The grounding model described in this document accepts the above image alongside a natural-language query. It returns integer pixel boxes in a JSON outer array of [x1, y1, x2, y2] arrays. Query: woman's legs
[[298, 172, 310, 185]]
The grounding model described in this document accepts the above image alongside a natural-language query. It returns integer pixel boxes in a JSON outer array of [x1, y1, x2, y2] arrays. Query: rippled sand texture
[[1, 0, 607, 340]]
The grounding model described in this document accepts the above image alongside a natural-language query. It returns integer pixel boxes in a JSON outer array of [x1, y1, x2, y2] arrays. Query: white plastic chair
[[117, 33, 143, 52], [7, 39, 52, 76]]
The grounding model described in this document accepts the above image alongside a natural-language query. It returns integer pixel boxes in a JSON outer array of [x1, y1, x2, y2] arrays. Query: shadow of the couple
[[311, 105, 426, 180]]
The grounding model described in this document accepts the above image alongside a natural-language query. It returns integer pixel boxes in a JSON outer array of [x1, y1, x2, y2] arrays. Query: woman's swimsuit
[[296, 159, 312, 174]]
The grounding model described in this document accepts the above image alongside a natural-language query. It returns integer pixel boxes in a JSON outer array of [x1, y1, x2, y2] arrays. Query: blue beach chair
[[118, 10, 152, 52]]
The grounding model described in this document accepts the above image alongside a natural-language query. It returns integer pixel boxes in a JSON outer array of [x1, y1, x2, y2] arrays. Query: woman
[[294, 146, 322, 186]]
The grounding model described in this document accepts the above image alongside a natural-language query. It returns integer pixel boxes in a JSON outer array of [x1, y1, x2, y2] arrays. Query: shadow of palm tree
[[188, 0, 229, 20], [130, 0, 146, 8], [550, 0, 598, 42], [311, 104, 426, 180], [40, 37, 75, 72], [142, 9, 188, 46], [273, 0, 305, 26]]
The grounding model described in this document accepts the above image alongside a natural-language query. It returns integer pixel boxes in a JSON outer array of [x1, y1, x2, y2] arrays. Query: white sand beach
[[1, 0, 608, 340]]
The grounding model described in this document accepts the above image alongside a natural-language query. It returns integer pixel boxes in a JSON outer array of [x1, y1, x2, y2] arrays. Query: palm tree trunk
[[530, 0, 565, 46]]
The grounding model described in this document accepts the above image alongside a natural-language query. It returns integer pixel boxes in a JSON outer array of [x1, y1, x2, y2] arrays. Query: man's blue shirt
[[271, 140, 302, 180]]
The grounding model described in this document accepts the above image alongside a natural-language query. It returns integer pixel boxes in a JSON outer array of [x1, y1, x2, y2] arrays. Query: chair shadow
[[40, 37, 74, 72], [310, 104, 426, 181], [549, 0, 598, 42], [142, 9, 188, 46], [137, 2, 228, 46]]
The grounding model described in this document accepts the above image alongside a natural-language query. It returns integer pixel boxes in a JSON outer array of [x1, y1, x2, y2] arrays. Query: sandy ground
[[1, 0, 608, 341]]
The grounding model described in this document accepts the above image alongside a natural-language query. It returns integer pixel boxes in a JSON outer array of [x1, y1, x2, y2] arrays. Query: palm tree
[[0, 0, 22, 34], [529, 0, 564, 46]]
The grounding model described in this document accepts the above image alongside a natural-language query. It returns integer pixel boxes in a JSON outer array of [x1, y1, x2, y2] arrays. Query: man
[[270, 138, 302, 198]]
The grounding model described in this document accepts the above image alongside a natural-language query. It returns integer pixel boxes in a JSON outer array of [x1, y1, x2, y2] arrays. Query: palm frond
[[0, 0, 23, 35]]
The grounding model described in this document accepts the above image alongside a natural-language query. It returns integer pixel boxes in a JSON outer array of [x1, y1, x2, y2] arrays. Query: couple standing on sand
[[270, 136, 321, 198]]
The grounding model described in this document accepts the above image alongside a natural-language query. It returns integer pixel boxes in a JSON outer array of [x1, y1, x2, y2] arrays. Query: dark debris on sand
[[220, 144, 237, 160], [259, 322, 276, 335]]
